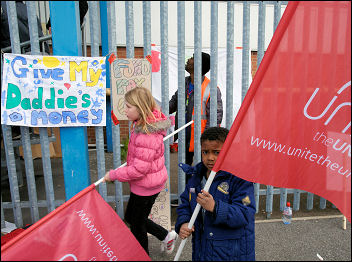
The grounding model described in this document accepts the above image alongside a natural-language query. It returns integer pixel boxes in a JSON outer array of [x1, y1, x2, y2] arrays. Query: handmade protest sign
[[1, 53, 106, 127], [110, 58, 151, 120], [148, 184, 171, 232]]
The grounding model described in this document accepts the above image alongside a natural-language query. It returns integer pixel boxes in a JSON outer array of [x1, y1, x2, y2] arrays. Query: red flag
[[111, 110, 120, 125], [1, 185, 151, 261], [213, 2, 351, 222], [108, 53, 117, 64]]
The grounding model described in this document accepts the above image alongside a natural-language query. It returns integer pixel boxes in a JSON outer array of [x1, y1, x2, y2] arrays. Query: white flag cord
[[94, 120, 194, 187], [174, 170, 217, 261]]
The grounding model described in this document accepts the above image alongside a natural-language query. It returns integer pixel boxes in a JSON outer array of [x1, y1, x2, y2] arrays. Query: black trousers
[[125, 192, 169, 255]]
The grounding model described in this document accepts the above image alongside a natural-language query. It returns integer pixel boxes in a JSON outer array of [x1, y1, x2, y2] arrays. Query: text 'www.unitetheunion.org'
[[249, 136, 351, 178]]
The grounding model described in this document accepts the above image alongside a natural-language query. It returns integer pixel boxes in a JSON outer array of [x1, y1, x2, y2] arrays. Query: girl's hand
[[179, 223, 194, 239], [196, 190, 215, 212], [103, 171, 112, 183]]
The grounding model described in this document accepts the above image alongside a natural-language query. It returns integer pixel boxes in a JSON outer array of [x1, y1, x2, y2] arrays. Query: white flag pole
[[94, 120, 194, 187], [174, 170, 217, 261]]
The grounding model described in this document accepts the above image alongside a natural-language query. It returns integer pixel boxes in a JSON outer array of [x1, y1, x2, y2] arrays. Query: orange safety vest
[[189, 76, 211, 152]]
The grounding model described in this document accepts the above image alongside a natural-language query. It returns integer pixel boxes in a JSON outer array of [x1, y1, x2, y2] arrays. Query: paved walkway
[[148, 216, 351, 261]]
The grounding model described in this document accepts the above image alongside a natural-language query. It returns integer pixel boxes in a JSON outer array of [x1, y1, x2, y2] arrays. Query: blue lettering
[[77, 110, 89, 123], [33, 69, 39, 78], [90, 109, 103, 124], [39, 69, 52, 79], [31, 111, 48, 125], [49, 112, 62, 124], [11, 56, 28, 78], [9, 112, 23, 122], [52, 68, 64, 80], [62, 111, 77, 124]]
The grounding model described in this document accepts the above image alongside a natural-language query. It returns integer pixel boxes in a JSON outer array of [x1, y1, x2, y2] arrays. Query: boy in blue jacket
[[175, 127, 256, 261]]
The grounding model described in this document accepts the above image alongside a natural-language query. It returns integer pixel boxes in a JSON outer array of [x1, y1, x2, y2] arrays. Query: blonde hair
[[124, 87, 158, 133]]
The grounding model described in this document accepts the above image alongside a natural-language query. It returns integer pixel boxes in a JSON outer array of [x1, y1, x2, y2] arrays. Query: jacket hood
[[134, 109, 171, 135]]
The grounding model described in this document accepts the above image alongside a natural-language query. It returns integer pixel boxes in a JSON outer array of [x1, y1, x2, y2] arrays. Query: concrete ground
[[1, 149, 351, 261], [148, 216, 351, 261]]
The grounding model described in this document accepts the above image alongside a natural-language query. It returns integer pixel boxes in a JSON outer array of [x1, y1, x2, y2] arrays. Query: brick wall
[[86, 46, 259, 145]]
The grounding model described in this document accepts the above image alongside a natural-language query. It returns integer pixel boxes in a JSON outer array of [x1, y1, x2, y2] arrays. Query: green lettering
[[81, 94, 91, 108], [57, 89, 64, 108], [21, 98, 31, 110], [45, 88, 55, 109], [57, 98, 64, 108], [32, 87, 43, 109], [65, 96, 77, 108], [6, 83, 21, 109]]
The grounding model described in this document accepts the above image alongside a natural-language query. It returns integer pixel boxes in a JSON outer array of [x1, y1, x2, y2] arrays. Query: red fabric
[[1, 229, 25, 246], [111, 110, 120, 125], [108, 53, 117, 64], [1, 185, 150, 261], [146, 54, 152, 64], [213, 1, 351, 222], [1, 224, 31, 246]]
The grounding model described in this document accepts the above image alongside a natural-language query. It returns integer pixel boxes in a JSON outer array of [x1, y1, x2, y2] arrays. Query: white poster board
[[110, 58, 151, 120], [1, 53, 106, 127]]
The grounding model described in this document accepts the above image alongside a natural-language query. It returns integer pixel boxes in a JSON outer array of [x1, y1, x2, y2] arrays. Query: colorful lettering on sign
[[111, 58, 151, 120], [1, 54, 107, 127]]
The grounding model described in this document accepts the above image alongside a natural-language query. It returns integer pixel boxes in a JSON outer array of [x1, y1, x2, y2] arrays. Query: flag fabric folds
[[213, 1, 351, 222], [1, 184, 151, 261]]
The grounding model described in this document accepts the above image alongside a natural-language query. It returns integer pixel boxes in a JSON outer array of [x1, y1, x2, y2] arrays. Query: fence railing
[[1, 1, 335, 229]]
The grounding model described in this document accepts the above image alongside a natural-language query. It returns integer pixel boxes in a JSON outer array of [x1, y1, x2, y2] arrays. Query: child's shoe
[[161, 230, 178, 254]]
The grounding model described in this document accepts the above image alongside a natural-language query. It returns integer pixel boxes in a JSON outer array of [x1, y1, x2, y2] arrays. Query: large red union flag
[[1, 185, 151, 261], [213, 1, 351, 222]]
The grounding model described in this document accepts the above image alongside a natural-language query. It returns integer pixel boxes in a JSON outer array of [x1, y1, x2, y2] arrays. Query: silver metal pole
[[89, 1, 108, 201], [107, 1, 124, 219], [210, 1, 218, 127], [161, 1, 170, 182], [193, 1, 202, 164], [177, 1, 186, 199], [226, 1, 234, 129]]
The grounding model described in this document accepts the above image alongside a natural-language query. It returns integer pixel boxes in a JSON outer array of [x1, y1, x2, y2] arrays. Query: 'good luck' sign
[[1, 53, 106, 127]]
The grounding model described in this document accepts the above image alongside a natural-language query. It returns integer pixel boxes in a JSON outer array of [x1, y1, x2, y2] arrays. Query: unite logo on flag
[[304, 81, 351, 134]]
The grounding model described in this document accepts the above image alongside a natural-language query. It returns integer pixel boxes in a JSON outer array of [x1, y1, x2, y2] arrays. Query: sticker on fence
[[1, 53, 106, 127], [110, 58, 151, 120]]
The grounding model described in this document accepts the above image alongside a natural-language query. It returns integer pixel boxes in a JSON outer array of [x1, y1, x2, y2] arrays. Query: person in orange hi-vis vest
[[169, 52, 223, 184]]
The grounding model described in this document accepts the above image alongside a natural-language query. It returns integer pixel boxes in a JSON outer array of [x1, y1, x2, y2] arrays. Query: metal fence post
[[49, 1, 91, 200]]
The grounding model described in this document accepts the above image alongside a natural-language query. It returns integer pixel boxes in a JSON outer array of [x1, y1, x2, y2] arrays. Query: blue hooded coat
[[175, 162, 256, 261]]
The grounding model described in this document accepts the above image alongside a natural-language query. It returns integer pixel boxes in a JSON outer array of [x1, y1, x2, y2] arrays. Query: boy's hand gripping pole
[[173, 170, 217, 261], [94, 120, 194, 186]]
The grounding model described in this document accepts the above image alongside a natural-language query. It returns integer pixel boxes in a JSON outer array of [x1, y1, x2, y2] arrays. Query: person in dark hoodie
[[169, 52, 223, 183], [0, 1, 49, 54]]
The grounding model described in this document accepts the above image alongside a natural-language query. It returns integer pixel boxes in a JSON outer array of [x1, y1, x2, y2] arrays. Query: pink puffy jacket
[[108, 109, 171, 196]]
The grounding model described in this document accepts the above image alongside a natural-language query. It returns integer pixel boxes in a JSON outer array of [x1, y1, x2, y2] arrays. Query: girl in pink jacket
[[103, 87, 178, 255]]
